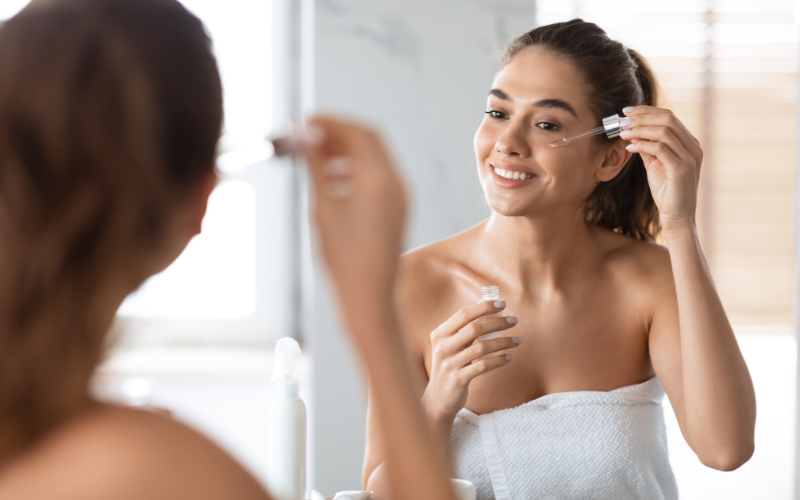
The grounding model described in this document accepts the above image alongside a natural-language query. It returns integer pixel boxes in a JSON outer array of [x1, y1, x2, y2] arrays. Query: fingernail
[[626, 143, 636, 151], [511, 337, 522, 344], [494, 301, 506, 309], [619, 130, 631, 139], [505, 354, 513, 361], [324, 157, 351, 176], [622, 106, 637, 114], [506, 316, 518, 325], [304, 124, 326, 147], [619, 117, 632, 128], [326, 180, 353, 199]]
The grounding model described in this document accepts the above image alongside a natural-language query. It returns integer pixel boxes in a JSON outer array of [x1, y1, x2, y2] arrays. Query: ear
[[184, 167, 218, 236], [594, 140, 632, 183]]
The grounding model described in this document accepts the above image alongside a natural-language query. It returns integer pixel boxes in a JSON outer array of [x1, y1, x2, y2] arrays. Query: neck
[[474, 205, 600, 295]]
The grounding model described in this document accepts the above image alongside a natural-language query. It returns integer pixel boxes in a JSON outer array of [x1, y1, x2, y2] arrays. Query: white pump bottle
[[266, 337, 307, 500]]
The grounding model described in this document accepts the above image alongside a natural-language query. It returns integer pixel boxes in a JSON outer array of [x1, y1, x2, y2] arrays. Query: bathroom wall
[[305, 0, 536, 493]]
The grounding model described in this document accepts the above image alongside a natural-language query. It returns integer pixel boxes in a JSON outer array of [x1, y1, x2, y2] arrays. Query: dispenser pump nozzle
[[272, 337, 301, 398]]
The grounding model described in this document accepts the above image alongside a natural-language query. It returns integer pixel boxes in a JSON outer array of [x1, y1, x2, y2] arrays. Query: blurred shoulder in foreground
[[0, 405, 270, 500]]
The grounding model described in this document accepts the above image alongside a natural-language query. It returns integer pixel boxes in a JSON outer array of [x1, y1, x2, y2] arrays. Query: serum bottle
[[266, 338, 307, 500], [477, 286, 506, 343]]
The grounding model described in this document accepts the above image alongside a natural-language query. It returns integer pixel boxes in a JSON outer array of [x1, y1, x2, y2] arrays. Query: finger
[[450, 316, 518, 349], [431, 300, 507, 340], [321, 157, 355, 200], [619, 126, 694, 166], [302, 120, 344, 202], [452, 336, 521, 368], [622, 105, 672, 117], [627, 114, 701, 160], [458, 353, 513, 383], [622, 107, 703, 160], [626, 140, 683, 171], [305, 115, 370, 158], [302, 117, 360, 189], [306, 116, 393, 173], [303, 116, 391, 203]]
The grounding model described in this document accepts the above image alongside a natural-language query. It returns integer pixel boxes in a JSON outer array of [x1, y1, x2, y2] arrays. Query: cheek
[[474, 120, 495, 163], [537, 147, 598, 193]]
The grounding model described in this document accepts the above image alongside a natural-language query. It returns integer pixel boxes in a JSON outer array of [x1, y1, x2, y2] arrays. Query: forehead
[[492, 47, 591, 115]]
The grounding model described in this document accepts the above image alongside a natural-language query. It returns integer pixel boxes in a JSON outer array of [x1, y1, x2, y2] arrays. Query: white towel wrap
[[449, 377, 679, 500]]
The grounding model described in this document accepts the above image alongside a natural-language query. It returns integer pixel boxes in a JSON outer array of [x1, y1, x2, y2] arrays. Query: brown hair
[[0, 0, 222, 451], [504, 19, 660, 241]]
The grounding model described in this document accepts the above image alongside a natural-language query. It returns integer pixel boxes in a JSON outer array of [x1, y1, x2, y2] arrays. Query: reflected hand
[[302, 116, 407, 317], [422, 301, 520, 423], [620, 105, 704, 232], [303, 118, 460, 500]]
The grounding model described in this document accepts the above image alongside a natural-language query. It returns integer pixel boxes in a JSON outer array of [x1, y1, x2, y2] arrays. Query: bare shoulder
[[593, 227, 674, 291], [397, 240, 457, 308], [396, 226, 482, 345], [0, 405, 269, 500]]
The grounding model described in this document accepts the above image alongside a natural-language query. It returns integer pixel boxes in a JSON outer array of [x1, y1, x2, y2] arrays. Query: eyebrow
[[488, 89, 579, 119]]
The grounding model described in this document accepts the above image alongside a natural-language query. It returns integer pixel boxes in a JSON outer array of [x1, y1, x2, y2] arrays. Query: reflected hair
[[0, 0, 222, 451], [503, 19, 661, 241]]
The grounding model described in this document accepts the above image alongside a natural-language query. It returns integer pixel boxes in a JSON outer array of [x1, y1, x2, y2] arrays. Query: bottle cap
[[334, 492, 372, 500], [602, 114, 622, 139], [272, 337, 301, 383], [480, 286, 500, 301]]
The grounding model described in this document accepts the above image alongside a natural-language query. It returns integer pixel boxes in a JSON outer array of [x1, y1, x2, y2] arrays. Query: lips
[[489, 163, 538, 189]]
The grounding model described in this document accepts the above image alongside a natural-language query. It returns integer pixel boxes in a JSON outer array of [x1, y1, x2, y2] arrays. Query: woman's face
[[475, 47, 612, 218]]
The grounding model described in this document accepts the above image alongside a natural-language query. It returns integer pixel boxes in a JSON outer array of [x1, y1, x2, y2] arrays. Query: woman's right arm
[[302, 116, 454, 500], [364, 300, 521, 496]]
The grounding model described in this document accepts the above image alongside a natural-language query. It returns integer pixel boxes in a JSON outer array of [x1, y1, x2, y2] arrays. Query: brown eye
[[485, 110, 506, 119], [537, 122, 559, 131]]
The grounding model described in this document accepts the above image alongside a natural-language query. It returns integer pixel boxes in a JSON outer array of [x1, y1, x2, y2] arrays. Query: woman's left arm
[[622, 105, 756, 471]]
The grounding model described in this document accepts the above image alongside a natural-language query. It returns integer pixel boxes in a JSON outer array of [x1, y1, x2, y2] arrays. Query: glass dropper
[[216, 132, 314, 176], [547, 114, 623, 148]]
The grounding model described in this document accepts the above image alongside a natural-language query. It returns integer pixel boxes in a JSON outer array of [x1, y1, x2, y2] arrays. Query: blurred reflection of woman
[[365, 19, 756, 500], [0, 0, 455, 499]]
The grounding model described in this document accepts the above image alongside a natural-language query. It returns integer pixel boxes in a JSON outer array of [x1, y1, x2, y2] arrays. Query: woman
[[364, 19, 756, 500], [0, 0, 455, 499]]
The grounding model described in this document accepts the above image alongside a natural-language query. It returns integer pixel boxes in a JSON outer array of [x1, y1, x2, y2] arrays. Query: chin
[[485, 196, 540, 218], [480, 182, 534, 215]]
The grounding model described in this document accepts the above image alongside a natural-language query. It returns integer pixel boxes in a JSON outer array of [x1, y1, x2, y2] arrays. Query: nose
[[495, 118, 531, 158]]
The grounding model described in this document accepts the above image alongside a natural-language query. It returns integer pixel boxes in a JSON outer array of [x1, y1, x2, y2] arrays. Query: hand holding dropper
[[263, 116, 459, 500]]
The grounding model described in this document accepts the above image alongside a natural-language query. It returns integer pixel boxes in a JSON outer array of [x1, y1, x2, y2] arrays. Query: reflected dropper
[[216, 130, 320, 176]]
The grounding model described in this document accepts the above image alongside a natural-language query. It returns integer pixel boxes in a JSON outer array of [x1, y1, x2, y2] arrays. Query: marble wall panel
[[307, 0, 535, 494]]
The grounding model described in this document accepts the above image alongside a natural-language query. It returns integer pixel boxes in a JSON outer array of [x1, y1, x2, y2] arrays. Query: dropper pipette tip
[[546, 138, 570, 148], [545, 124, 608, 149]]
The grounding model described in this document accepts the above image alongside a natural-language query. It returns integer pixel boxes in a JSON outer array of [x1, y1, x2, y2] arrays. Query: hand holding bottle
[[422, 301, 521, 424]]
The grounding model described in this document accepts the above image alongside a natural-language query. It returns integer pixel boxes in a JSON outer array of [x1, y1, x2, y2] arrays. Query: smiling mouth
[[493, 166, 537, 180]]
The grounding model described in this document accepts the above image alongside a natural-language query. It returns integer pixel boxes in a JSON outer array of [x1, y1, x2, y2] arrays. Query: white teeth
[[493, 167, 533, 180]]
